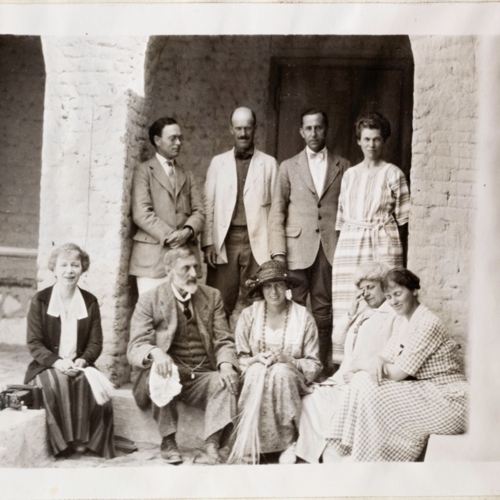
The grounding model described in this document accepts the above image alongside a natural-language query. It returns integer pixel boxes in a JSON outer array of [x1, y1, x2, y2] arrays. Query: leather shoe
[[161, 435, 183, 464], [193, 441, 222, 465]]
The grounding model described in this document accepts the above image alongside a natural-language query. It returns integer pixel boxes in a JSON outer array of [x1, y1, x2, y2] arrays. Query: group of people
[[24, 105, 467, 465]]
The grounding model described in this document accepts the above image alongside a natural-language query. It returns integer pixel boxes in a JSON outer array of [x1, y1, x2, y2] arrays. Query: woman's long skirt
[[326, 371, 468, 461], [35, 368, 135, 458], [238, 362, 311, 454]]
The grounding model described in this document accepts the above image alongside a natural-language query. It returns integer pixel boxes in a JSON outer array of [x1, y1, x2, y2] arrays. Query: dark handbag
[[0, 384, 43, 410]]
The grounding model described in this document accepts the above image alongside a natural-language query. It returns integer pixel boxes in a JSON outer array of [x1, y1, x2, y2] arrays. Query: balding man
[[201, 107, 278, 319]]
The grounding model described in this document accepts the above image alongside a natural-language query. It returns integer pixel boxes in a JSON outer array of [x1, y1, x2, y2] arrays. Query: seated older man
[[127, 245, 240, 465]]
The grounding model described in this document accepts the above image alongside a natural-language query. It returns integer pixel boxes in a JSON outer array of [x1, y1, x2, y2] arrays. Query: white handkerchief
[[78, 366, 115, 405], [149, 362, 183, 407]]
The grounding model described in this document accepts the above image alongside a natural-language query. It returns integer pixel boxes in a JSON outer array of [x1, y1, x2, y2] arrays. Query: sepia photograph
[[1, 2, 500, 498]]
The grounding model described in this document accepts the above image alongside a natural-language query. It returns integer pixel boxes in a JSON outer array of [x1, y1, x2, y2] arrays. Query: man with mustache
[[202, 107, 278, 320], [128, 246, 240, 464], [129, 117, 205, 295]]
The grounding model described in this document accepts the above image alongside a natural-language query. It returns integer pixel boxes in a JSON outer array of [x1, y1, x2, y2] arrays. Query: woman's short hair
[[353, 261, 390, 288], [355, 111, 391, 141], [163, 245, 196, 271], [48, 243, 90, 273], [381, 267, 421, 292]]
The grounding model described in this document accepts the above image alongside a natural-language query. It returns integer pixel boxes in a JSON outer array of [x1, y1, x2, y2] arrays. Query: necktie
[[167, 160, 176, 190], [309, 150, 325, 161], [179, 299, 192, 321]]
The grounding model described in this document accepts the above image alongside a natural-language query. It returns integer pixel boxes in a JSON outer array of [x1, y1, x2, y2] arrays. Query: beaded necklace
[[260, 300, 289, 354]]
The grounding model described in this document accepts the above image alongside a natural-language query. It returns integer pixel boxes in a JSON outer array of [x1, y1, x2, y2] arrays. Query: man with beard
[[201, 107, 278, 319], [128, 246, 240, 465]]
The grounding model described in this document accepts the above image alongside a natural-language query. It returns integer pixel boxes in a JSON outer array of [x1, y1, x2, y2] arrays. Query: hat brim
[[246, 275, 303, 299]]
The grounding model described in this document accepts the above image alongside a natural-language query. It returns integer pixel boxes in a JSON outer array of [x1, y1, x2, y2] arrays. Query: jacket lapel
[[150, 156, 175, 198], [295, 149, 318, 198], [243, 149, 263, 195], [321, 151, 341, 200], [175, 163, 187, 197]]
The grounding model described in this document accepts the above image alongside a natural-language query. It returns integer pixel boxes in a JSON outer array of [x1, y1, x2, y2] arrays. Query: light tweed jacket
[[127, 281, 238, 372]]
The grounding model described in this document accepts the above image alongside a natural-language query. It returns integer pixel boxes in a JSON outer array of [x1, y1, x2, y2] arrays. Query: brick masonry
[[408, 36, 477, 356], [36, 37, 161, 385]]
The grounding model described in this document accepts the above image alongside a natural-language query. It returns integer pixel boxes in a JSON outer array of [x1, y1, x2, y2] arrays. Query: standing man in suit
[[129, 117, 205, 295], [128, 245, 240, 465], [268, 108, 350, 377], [201, 107, 278, 319]]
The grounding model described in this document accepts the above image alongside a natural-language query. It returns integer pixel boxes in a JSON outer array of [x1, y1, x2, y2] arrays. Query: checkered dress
[[331, 163, 410, 326], [326, 305, 468, 461]]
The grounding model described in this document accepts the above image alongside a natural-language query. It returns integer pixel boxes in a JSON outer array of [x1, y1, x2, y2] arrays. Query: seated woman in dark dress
[[25, 243, 134, 458]]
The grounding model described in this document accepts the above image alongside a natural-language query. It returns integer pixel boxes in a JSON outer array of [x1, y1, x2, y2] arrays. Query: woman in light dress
[[294, 261, 396, 463], [325, 268, 468, 461], [331, 112, 410, 331], [232, 260, 322, 464]]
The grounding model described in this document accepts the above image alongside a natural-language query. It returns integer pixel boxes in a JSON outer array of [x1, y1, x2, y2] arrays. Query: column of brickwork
[[37, 37, 165, 384], [408, 36, 478, 353]]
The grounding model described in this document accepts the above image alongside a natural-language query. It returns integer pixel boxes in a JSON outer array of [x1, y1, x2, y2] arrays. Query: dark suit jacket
[[127, 281, 238, 370], [24, 286, 103, 383], [268, 148, 350, 269], [129, 155, 205, 278]]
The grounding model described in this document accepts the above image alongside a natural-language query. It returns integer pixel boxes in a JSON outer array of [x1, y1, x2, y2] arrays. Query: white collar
[[171, 283, 191, 303], [306, 145, 327, 157], [47, 283, 88, 320], [156, 152, 175, 167], [374, 300, 394, 314]]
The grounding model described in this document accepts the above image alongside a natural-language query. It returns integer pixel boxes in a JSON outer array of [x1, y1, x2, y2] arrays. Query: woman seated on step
[[229, 260, 322, 464], [295, 261, 397, 463], [24, 243, 135, 458], [324, 267, 468, 461]]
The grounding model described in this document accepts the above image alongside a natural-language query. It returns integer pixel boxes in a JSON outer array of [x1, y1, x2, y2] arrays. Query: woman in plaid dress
[[325, 268, 468, 461], [331, 112, 410, 330]]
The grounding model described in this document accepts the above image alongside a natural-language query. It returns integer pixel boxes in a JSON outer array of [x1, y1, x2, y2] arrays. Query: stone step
[[112, 385, 205, 449], [0, 408, 51, 467], [424, 433, 472, 461]]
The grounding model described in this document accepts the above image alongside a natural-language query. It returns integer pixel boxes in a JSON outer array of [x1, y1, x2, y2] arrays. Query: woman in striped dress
[[24, 243, 134, 458], [331, 112, 410, 330], [325, 268, 468, 461]]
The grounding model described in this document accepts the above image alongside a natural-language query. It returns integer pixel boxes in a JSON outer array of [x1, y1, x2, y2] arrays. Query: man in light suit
[[128, 246, 239, 465], [269, 108, 350, 377], [201, 107, 278, 319], [129, 117, 205, 295]]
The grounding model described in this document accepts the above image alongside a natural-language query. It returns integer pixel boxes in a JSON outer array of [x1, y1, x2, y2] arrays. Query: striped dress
[[331, 163, 410, 327]]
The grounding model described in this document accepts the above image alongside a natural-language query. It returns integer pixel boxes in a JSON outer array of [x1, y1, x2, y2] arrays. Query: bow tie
[[235, 151, 253, 160], [308, 150, 325, 161]]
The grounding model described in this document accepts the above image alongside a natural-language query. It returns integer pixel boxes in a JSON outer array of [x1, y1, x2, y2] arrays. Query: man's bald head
[[230, 107, 257, 127], [229, 107, 257, 153]]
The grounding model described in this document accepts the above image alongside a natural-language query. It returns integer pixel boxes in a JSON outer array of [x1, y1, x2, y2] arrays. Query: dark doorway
[[266, 37, 414, 178]]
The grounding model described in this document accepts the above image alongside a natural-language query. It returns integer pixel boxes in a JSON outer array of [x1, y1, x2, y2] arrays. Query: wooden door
[[267, 57, 414, 178]]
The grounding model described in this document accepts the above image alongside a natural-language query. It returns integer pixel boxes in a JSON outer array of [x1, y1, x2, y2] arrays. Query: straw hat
[[245, 260, 302, 299]]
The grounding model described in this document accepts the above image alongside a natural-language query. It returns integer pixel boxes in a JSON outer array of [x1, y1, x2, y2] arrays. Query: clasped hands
[[253, 350, 294, 368], [53, 357, 87, 377], [165, 227, 191, 248]]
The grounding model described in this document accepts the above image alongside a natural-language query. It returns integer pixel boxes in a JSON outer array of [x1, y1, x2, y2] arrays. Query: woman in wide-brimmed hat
[[229, 260, 322, 465]]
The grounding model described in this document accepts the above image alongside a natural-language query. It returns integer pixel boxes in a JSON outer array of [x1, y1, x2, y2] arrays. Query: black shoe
[[161, 435, 183, 464]]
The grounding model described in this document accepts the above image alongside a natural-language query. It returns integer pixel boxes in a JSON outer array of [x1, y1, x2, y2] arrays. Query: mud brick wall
[[408, 36, 478, 353], [36, 37, 163, 385]]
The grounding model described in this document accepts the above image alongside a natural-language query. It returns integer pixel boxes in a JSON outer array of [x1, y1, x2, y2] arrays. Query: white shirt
[[156, 153, 176, 186], [47, 283, 88, 360], [171, 283, 194, 318], [306, 146, 328, 197]]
